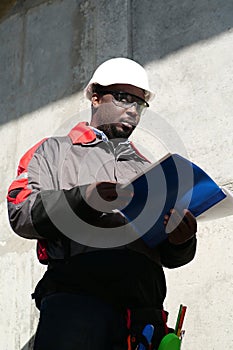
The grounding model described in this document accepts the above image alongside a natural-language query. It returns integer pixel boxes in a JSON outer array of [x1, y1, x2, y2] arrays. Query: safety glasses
[[100, 90, 149, 115]]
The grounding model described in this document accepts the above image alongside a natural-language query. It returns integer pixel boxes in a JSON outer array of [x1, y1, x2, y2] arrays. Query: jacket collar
[[68, 121, 149, 162], [68, 122, 97, 144]]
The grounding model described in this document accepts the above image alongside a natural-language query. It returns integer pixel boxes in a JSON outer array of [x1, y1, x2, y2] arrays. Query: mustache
[[119, 118, 137, 126], [96, 120, 136, 128]]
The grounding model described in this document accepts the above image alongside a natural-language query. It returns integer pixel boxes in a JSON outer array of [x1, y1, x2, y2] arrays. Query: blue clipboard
[[121, 153, 226, 247]]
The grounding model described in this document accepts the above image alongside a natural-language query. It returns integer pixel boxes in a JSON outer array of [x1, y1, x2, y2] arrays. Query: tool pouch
[[127, 307, 173, 350]]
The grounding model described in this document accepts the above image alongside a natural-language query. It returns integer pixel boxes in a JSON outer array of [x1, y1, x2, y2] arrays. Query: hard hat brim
[[84, 80, 155, 102]]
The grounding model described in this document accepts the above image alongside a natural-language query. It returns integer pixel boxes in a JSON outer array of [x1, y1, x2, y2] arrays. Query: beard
[[97, 123, 135, 140], [91, 103, 138, 141]]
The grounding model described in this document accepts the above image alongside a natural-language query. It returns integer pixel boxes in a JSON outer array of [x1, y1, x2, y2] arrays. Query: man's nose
[[125, 102, 138, 116]]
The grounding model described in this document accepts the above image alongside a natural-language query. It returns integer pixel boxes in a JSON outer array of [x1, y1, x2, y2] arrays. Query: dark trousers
[[33, 293, 128, 350]]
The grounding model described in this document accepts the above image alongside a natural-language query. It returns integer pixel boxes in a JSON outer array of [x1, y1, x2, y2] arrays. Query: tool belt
[[126, 307, 173, 350]]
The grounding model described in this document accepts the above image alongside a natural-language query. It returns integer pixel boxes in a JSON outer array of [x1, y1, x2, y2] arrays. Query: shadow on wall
[[0, 0, 233, 126], [132, 0, 233, 62], [0, 0, 17, 20]]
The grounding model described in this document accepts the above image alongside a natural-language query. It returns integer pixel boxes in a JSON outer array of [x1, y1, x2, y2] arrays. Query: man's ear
[[91, 93, 101, 108]]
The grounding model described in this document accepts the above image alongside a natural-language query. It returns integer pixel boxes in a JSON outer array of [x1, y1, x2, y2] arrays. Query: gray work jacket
[[7, 122, 196, 268]]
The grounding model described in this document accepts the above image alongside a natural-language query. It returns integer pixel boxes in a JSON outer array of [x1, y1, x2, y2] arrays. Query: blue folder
[[121, 154, 226, 247]]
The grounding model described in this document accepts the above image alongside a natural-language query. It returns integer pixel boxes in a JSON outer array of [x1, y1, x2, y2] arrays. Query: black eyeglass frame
[[97, 90, 149, 113]]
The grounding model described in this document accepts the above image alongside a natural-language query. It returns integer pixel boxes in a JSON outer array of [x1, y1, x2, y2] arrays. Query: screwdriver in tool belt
[[138, 324, 154, 350]]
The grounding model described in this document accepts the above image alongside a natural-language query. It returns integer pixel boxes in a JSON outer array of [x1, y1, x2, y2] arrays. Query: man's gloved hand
[[164, 209, 197, 245]]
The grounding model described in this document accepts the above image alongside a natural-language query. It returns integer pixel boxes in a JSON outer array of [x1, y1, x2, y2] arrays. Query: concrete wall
[[0, 0, 233, 349]]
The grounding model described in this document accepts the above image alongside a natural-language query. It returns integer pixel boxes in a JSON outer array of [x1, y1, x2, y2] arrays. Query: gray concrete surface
[[0, 0, 233, 349]]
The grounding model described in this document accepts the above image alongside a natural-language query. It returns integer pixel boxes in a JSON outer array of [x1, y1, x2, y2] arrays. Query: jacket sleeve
[[7, 138, 101, 240], [158, 235, 197, 268]]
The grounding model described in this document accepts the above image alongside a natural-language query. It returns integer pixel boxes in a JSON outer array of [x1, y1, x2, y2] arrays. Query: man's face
[[90, 84, 147, 140]]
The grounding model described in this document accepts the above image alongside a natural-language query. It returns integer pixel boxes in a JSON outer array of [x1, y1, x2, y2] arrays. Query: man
[[7, 57, 197, 350]]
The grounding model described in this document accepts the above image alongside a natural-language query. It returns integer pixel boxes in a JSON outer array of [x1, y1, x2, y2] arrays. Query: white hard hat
[[84, 57, 155, 102]]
